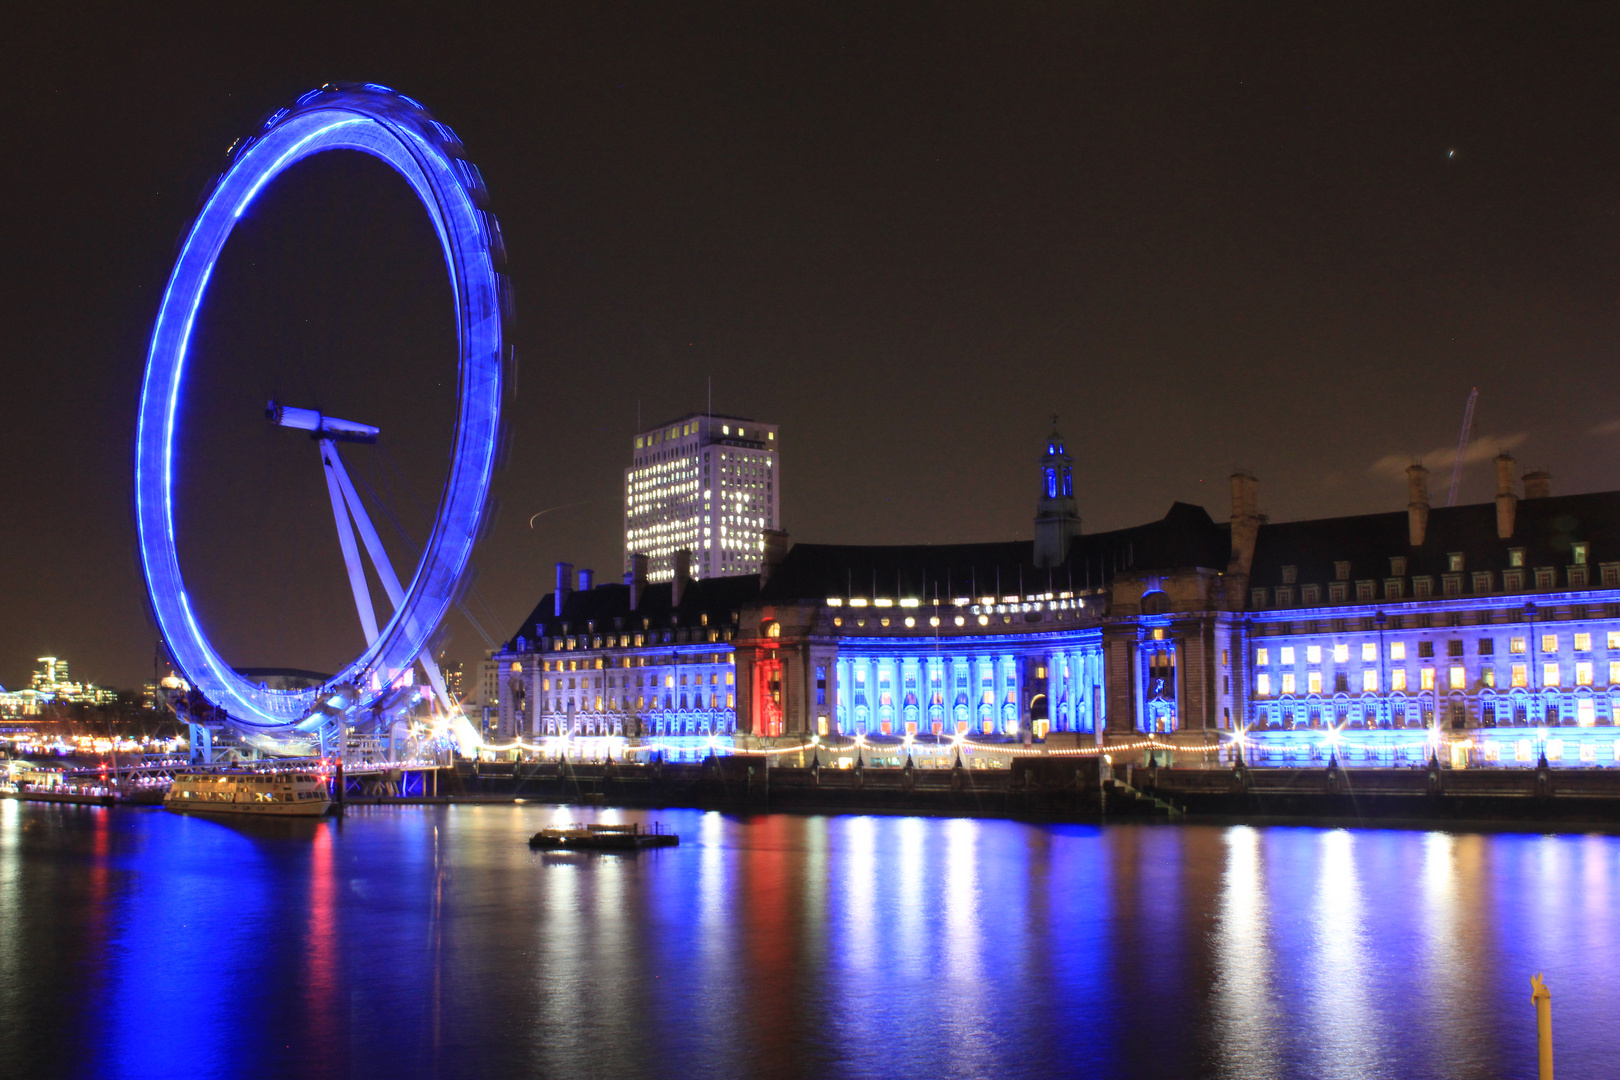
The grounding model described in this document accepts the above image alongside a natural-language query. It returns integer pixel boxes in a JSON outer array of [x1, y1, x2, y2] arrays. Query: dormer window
[[1509, 548, 1526, 568], [1390, 556, 1408, 577], [1334, 561, 1351, 581], [1448, 552, 1465, 573], [1573, 542, 1589, 565], [1281, 565, 1297, 585], [1302, 584, 1321, 605]]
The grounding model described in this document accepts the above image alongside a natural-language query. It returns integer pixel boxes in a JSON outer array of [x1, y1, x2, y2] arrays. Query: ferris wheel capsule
[[135, 84, 507, 733]]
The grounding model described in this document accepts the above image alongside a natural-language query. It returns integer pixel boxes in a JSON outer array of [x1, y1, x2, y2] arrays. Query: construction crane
[[1447, 387, 1479, 506]]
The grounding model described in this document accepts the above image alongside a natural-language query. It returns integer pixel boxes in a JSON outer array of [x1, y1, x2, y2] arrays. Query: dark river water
[[1, 801, 1616, 1080]]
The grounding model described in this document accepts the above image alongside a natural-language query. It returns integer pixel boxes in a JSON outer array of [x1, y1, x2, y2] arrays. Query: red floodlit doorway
[[755, 657, 783, 736]]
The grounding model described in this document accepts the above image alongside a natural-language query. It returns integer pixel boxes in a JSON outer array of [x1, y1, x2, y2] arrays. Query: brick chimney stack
[[1226, 471, 1260, 578], [553, 562, 573, 618], [624, 553, 648, 610], [761, 530, 790, 585], [1495, 452, 1518, 539], [1523, 469, 1552, 500], [1407, 463, 1430, 547], [672, 549, 692, 606]]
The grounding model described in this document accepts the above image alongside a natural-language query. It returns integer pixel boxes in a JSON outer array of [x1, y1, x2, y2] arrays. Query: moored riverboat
[[164, 771, 331, 816], [529, 822, 678, 850]]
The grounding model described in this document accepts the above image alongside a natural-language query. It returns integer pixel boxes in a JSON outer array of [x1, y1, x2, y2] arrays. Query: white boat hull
[[164, 771, 332, 816], [163, 796, 331, 816]]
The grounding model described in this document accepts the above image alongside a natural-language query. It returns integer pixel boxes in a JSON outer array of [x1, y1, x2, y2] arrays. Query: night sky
[[5, 3, 1620, 691]]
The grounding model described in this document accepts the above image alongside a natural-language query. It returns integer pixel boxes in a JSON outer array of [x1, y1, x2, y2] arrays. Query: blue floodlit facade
[[135, 85, 506, 729], [497, 431, 1620, 769], [1242, 588, 1620, 767], [828, 628, 1104, 739]]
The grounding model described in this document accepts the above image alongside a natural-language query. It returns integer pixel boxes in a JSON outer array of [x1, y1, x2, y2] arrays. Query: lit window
[[1449, 665, 1466, 689], [1576, 632, 1592, 652], [1420, 668, 1436, 690], [1573, 542, 1589, 565], [1509, 548, 1526, 568], [1256, 648, 1270, 666], [1333, 643, 1349, 662], [1510, 637, 1527, 654], [1392, 670, 1408, 691], [1362, 642, 1377, 661], [1576, 661, 1594, 686], [1542, 634, 1559, 653], [1363, 669, 1379, 692], [1280, 647, 1296, 665], [1610, 632, 1620, 650], [1483, 668, 1495, 688], [1610, 661, 1620, 684], [1256, 674, 1271, 696], [1511, 664, 1528, 688], [1308, 671, 1322, 694], [1307, 645, 1321, 664], [1544, 662, 1561, 687], [1448, 552, 1465, 572], [1390, 642, 1406, 661]]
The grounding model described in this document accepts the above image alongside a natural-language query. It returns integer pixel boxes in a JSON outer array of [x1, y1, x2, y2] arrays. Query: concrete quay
[[437, 758, 1620, 827]]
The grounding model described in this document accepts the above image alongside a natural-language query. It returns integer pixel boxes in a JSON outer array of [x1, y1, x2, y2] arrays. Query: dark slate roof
[[1249, 490, 1620, 587], [760, 501, 1232, 603], [507, 575, 761, 646], [1066, 501, 1231, 582]]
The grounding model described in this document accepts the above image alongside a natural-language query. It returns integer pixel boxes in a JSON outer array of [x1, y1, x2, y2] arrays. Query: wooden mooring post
[[1531, 974, 1552, 1080]]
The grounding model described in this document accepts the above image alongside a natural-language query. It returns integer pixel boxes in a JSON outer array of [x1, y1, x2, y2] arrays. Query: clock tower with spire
[[1033, 417, 1081, 568]]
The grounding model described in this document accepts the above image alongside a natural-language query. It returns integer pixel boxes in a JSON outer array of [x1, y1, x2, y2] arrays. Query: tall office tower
[[625, 413, 779, 581]]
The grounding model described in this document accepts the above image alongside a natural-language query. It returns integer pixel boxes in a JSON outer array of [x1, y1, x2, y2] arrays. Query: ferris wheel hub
[[267, 400, 380, 443]]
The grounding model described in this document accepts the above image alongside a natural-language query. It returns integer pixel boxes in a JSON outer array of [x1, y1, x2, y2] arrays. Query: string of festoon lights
[[425, 713, 1465, 764], [461, 731, 1231, 761]]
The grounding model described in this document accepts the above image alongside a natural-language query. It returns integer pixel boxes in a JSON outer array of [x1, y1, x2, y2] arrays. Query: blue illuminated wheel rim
[[135, 84, 506, 730]]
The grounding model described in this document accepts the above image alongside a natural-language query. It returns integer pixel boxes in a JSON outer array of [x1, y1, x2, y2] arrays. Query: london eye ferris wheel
[[134, 84, 507, 749]]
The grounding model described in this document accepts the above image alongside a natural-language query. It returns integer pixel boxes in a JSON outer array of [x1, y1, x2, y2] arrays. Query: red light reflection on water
[[302, 822, 340, 1055], [740, 814, 800, 1056]]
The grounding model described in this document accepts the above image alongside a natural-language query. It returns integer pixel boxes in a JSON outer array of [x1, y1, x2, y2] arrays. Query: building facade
[[624, 413, 779, 582], [493, 559, 756, 760], [496, 428, 1620, 768], [1240, 457, 1620, 767]]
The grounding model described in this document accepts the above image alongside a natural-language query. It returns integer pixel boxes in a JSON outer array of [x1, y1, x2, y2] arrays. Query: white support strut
[[322, 439, 380, 645], [323, 443, 459, 717]]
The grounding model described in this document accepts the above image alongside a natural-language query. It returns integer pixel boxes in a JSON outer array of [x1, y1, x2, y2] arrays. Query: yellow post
[[1531, 973, 1553, 1080]]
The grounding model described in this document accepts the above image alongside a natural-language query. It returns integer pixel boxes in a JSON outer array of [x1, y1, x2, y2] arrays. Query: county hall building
[[493, 425, 1620, 768]]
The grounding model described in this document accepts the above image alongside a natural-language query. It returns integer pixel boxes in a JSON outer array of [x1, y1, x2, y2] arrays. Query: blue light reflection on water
[[2, 804, 1618, 1079]]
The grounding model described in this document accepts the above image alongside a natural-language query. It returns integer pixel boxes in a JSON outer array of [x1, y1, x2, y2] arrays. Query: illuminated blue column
[[835, 658, 850, 735], [926, 657, 944, 733], [1001, 653, 1018, 734]]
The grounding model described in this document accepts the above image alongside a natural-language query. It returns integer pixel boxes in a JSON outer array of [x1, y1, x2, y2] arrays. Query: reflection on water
[[1, 805, 1617, 1080]]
